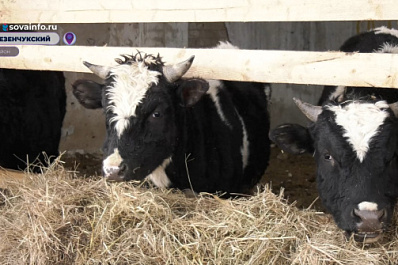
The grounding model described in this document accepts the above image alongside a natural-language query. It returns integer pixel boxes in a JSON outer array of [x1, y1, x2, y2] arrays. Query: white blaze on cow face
[[103, 148, 122, 178], [358, 201, 379, 211], [327, 101, 390, 162], [107, 61, 161, 137], [146, 157, 172, 188]]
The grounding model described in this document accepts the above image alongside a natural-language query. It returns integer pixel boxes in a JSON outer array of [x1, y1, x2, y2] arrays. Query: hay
[[0, 159, 397, 265]]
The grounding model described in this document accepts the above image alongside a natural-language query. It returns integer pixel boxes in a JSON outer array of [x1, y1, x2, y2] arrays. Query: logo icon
[[2, 24, 8, 31], [63, 32, 76, 45]]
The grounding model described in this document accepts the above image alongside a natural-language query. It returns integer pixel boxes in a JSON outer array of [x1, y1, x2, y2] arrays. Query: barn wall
[[188, 22, 229, 48], [58, 21, 398, 153]]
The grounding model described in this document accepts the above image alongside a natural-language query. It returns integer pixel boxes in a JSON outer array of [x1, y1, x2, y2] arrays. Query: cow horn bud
[[83, 61, 111, 79], [293, 97, 322, 122], [163, 56, 195, 83]]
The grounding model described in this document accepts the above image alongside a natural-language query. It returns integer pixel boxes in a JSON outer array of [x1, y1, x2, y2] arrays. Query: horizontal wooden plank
[[1, 45, 398, 88], [0, 0, 397, 23]]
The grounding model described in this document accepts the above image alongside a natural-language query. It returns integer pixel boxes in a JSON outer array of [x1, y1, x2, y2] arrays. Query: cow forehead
[[106, 62, 161, 137], [326, 101, 390, 162]]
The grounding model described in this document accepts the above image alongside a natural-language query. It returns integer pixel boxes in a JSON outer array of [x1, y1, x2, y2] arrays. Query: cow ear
[[178, 78, 209, 107], [72, 79, 104, 109], [269, 123, 314, 155]]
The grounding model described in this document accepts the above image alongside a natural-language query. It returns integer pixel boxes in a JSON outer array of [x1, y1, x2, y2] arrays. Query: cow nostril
[[119, 163, 127, 174], [352, 209, 361, 222], [353, 208, 360, 218], [378, 209, 387, 222]]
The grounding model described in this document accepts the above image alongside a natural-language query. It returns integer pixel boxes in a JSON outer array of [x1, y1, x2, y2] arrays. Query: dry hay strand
[[0, 158, 397, 265], [0, 167, 26, 188]]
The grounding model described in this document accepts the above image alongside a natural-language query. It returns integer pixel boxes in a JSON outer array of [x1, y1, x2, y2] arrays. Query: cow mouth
[[347, 230, 384, 243]]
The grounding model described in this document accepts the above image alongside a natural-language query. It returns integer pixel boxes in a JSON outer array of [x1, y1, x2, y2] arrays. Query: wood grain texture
[[1, 45, 398, 88], [0, 0, 397, 23]]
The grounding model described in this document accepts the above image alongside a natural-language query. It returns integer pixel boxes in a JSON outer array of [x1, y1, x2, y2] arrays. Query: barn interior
[[1, 4, 398, 262], [59, 21, 397, 210]]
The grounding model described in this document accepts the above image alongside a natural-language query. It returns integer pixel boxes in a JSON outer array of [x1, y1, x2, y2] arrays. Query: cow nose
[[353, 208, 386, 229], [353, 208, 386, 231], [104, 163, 127, 182], [352, 208, 386, 242]]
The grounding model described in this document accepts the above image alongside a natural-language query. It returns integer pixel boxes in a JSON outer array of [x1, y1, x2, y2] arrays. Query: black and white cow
[[0, 69, 66, 170], [270, 27, 398, 243], [72, 42, 271, 195]]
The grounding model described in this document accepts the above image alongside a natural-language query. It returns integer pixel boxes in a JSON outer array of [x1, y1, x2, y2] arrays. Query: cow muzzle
[[102, 148, 127, 182], [350, 208, 387, 243], [103, 163, 127, 182]]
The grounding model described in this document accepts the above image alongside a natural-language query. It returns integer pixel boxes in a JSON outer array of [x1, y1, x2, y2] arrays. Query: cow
[[0, 69, 66, 172], [270, 27, 398, 243], [72, 42, 271, 195]]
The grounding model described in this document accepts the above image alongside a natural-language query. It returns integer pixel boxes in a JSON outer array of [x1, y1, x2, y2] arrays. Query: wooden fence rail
[[1, 45, 397, 88], [0, 0, 397, 23]]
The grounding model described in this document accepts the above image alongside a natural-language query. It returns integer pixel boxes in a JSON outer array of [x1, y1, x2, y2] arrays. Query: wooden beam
[[0, 0, 397, 23], [1, 45, 398, 88]]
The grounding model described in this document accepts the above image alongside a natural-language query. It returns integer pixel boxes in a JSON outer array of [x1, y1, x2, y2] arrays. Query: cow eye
[[152, 111, 161, 118], [324, 153, 333, 161]]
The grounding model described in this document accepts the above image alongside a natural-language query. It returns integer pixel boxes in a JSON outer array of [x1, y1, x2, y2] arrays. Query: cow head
[[72, 52, 209, 187], [271, 98, 398, 243]]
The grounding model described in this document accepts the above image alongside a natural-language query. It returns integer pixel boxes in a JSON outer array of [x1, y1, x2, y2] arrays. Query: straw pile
[[0, 159, 397, 265]]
